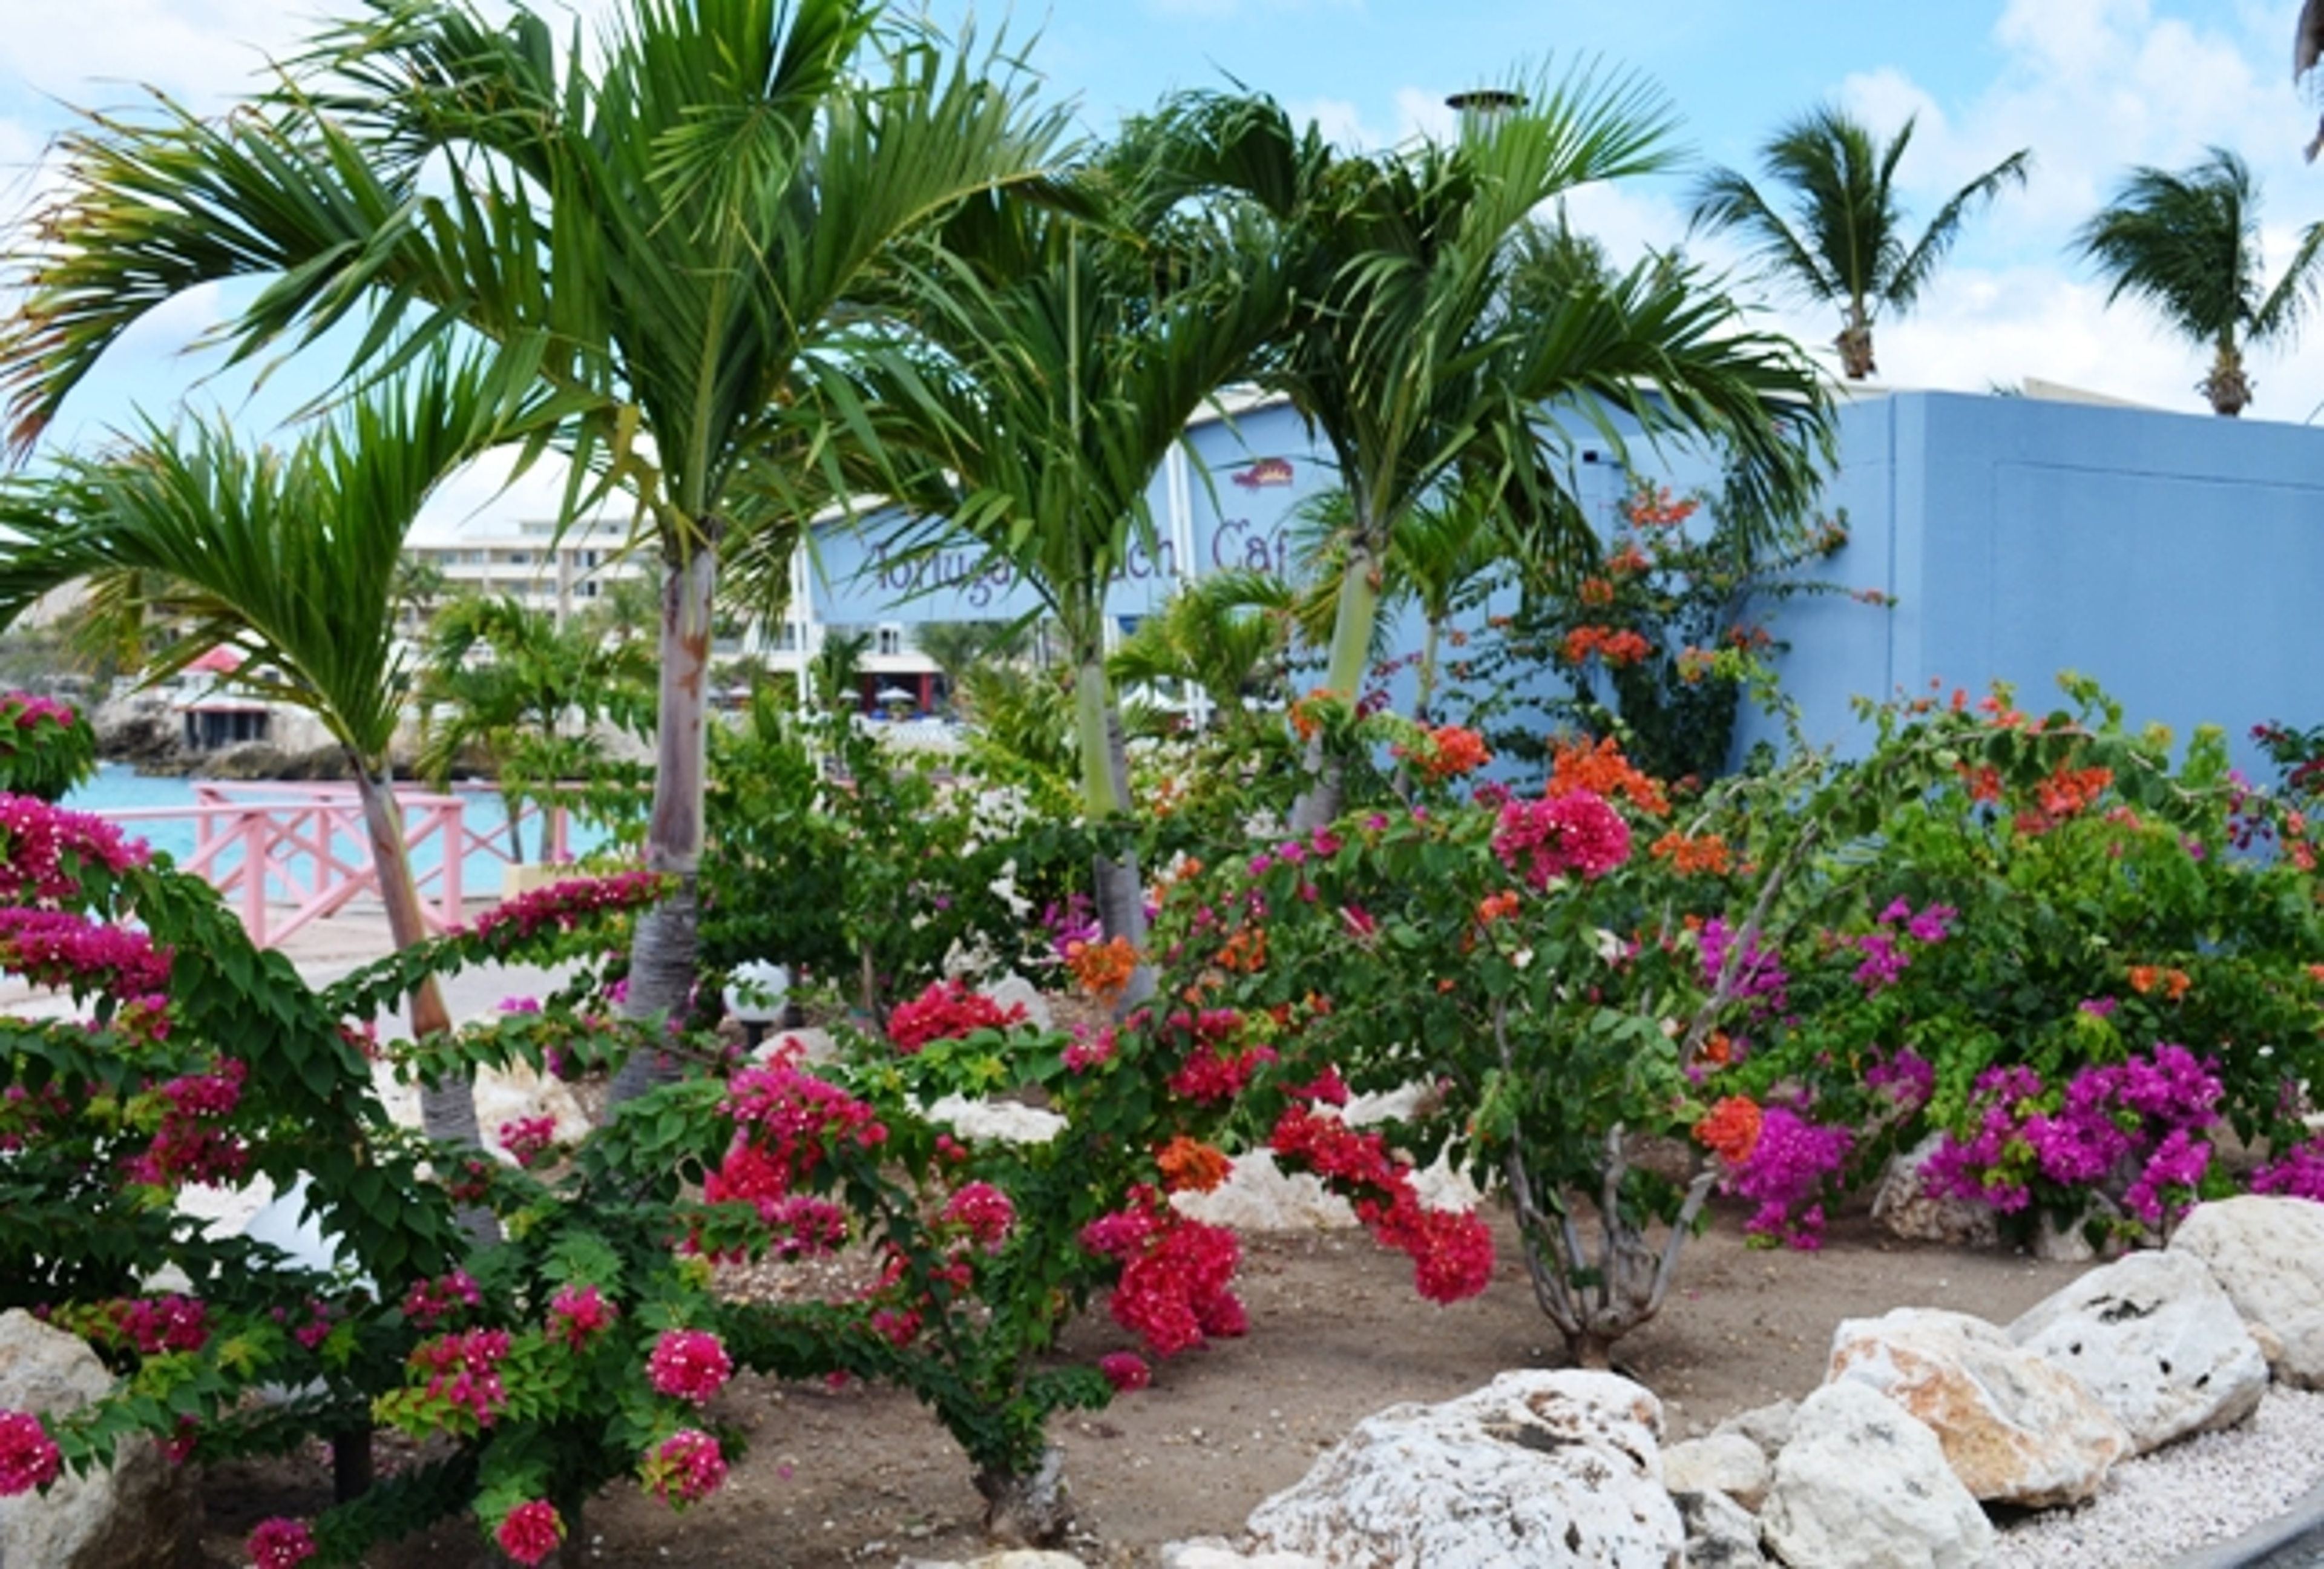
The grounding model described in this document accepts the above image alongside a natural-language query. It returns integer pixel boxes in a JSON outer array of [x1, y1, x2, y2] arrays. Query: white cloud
[[2, 0, 315, 112], [1285, 94, 1378, 150]]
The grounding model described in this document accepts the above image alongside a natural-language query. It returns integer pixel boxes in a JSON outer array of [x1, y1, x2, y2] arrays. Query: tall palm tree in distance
[[2299, 0, 2324, 160], [2074, 148, 2324, 417], [1689, 107, 2032, 380]]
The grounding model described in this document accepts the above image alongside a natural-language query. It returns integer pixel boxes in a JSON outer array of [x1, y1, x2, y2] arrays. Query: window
[[876, 625, 903, 656]]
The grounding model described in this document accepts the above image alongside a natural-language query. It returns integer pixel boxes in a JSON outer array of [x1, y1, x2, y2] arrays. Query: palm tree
[[912, 619, 1028, 713], [1107, 569, 1297, 732], [2073, 149, 2324, 417], [0, 351, 551, 1228], [1689, 107, 2032, 380], [759, 170, 1291, 973], [0, 0, 1069, 1110], [2299, 0, 2324, 161], [414, 594, 656, 861], [1292, 481, 1505, 723], [1137, 74, 1831, 830]]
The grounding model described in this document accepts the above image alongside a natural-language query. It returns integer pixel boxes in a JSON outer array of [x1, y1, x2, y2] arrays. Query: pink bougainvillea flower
[[643, 1429, 727, 1509], [0, 1410, 61, 1495], [245, 1516, 318, 1568], [940, 1182, 1015, 1249], [646, 1329, 734, 1406], [495, 1500, 564, 1565], [1098, 1352, 1150, 1392], [547, 1284, 617, 1349]]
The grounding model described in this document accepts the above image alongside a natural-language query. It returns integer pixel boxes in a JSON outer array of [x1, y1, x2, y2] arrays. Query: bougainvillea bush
[[1724, 677, 2324, 1249], [0, 686, 1420, 1560], [1147, 713, 1747, 1367], [1458, 475, 1873, 788]]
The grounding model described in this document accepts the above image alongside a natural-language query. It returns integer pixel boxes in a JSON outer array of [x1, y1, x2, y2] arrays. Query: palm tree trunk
[[1837, 304, 1876, 380], [1074, 657, 1155, 1010], [1414, 616, 1443, 724], [351, 758, 496, 1246], [1289, 535, 1384, 834], [606, 538, 715, 1114], [2204, 340, 2251, 416]]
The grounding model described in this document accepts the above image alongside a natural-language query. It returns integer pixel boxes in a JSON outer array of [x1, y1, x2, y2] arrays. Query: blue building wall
[[802, 388, 2324, 778], [1744, 393, 2324, 775]]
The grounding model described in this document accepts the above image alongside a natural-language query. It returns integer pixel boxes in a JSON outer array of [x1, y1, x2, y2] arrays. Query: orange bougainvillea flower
[[1156, 1135, 1233, 1194], [1624, 485, 1699, 531], [1065, 936, 1140, 1002], [1395, 723, 1492, 781], [1217, 924, 1268, 975], [1955, 763, 2003, 804], [1649, 830, 1732, 876], [1693, 1096, 1763, 1165], [1475, 889, 1522, 926], [1549, 736, 1670, 817], [1700, 1031, 1734, 1068], [2035, 764, 2113, 820], [1425, 725, 1491, 778], [1288, 688, 1338, 743], [2127, 964, 2158, 995], [2164, 969, 2192, 1002]]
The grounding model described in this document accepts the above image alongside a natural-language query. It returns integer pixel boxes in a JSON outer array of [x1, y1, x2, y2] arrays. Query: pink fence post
[[240, 814, 270, 946], [439, 797, 463, 918]]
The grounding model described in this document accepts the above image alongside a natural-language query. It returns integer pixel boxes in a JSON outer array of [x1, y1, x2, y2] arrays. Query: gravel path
[[1996, 1389, 2324, 1568]]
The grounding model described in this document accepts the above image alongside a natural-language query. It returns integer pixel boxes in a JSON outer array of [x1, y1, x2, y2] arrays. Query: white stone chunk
[[2171, 1196, 2324, 1390], [1828, 1306, 2130, 1506], [1663, 1430, 1773, 1511], [1246, 1369, 1683, 1568], [1761, 1380, 1995, 1569], [2009, 1249, 2266, 1453], [0, 1310, 193, 1569]]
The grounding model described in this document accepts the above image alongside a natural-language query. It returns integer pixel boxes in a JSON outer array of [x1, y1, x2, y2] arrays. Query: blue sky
[[2, 0, 2320, 532]]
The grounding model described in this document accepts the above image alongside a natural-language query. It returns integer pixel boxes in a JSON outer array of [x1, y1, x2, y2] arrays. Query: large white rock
[[1827, 1306, 2130, 1505], [2008, 1249, 2267, 1452], [0, 1311, 193, 1569], [1245, 1369, 1682, 1568], [2171, 1196, 2324, 1389], [1760, 1381, 1994, 1569], [1869, 1136, 2000, 1249], [1663, 1431, 1772, 1511]]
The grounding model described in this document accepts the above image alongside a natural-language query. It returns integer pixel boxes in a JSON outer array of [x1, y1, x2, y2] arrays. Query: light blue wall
[[799, 387, 2324, 780], [1744, 393, 2324, 775], [806, 400, 1336, 627]]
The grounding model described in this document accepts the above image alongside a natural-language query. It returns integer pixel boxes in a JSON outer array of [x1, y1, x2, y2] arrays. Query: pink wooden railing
[[94, 783, 577, 948]]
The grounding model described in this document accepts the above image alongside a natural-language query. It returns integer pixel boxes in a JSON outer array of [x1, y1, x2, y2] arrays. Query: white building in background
[[402, 516, 650, 628]]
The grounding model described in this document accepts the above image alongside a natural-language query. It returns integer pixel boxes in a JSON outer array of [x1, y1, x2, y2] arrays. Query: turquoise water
[[65, 765, 609, 896]]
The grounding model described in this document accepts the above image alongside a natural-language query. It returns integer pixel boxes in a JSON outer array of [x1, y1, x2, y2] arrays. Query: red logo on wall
[[1232, 457, 1295, 489]]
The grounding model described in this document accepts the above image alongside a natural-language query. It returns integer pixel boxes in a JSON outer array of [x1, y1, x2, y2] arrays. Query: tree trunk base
[[975, 1447, 1071, 1545]]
